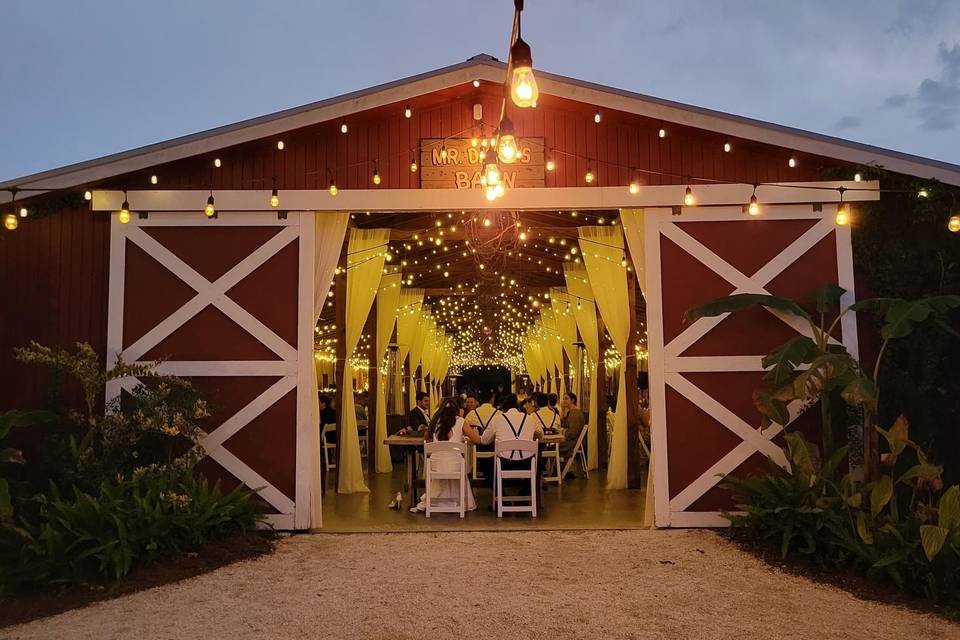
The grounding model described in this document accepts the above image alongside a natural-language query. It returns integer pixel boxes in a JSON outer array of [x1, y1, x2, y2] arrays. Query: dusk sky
[[2, 0, 959, 182]]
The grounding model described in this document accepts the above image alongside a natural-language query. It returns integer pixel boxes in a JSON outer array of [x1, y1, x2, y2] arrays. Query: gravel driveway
[[3, 530, 958, 640]]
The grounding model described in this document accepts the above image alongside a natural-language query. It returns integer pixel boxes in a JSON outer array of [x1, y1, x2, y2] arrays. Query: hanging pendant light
[[683, 186, 696, 206], [3, 213, 17, 230], [204, 192, 216, 218], [484, 163, 501, 186], [948, 214, 960, 233], [497, 118, 519, 164], [119, 191, 131, 224], [748, 185, 760, 216], [509, 36, 538, 108], [270, 187, 280, 208]]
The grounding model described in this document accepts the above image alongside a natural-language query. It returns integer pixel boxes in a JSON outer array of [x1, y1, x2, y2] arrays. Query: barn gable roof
[[3, 53, 959, 199]]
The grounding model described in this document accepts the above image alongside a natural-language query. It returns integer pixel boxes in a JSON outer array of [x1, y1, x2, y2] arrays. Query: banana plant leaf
[[791, 353, 856, 399], [761, 336, 818, 386], [685, 293, 810, 323], [851, 295, 960, 341], [804, 284, 847, 313]]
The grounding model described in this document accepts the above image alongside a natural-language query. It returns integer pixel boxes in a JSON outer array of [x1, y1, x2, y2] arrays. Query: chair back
[[424, 441, 467, 458], [321, 423, 336, 435], [495, 439, 538, 459]]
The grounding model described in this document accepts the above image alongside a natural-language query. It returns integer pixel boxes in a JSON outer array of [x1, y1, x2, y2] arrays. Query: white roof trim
[[2, 54, 958, 202]]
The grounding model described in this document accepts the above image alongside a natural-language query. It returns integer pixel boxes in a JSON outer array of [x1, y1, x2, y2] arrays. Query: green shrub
[[726, 426, 960, 607], [0, 464, 264, 594]]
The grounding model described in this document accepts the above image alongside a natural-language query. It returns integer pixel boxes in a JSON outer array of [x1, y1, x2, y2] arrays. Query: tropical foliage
[[1, 342, 265, 595]]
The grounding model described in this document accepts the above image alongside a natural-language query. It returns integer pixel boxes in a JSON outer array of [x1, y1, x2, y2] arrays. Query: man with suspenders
[[466, 389, 499, 480], [532, 392, 559, 433], [480, 394, 542, 495]]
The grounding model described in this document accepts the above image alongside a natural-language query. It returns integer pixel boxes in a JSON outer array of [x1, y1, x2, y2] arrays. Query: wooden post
[[596, 312, 609, 468], [624, 268, 643, 489], [333, 258, 347, 494], [367, 298, 378, 475]]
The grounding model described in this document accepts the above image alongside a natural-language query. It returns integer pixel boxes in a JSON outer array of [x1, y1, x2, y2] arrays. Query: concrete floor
[[321, 463, 647, 532]]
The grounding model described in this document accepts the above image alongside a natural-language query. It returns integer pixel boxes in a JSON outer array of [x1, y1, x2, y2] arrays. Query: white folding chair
[[321, 423, 337, 470], [471, 445, 495, 480], [494, 440, 538, 518], [357, 419, 369, 458], [423, 441, 468, 518], [559, 421, 590, 481], [541, 439, 562, 485]]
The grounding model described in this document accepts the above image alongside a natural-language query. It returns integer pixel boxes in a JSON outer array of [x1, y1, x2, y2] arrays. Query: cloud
[[887, 0, 951, 35], [833, 115, 862, 130], [883, 93, 911, 108]]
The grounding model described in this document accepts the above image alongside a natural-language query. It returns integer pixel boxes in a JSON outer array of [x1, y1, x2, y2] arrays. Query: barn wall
[[0, 82, 855, 411]]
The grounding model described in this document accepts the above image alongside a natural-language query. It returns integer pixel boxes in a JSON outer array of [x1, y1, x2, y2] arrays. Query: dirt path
[[3, 530, 958, 640]]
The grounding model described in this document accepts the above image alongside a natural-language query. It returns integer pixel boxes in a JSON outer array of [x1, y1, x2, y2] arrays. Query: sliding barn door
[[644, 204, 858, 527], [106, 211, 315, 530]]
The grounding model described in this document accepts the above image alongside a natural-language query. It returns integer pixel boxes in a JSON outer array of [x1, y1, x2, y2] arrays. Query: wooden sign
[[419, 138, 545, 190]]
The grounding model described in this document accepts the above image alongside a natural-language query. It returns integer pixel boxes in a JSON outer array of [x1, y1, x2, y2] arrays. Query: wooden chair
[[494, 440, 538, 518], [423, 441, 468, 518], [321, 423, 337, 470], [559, 421, 590, 481]]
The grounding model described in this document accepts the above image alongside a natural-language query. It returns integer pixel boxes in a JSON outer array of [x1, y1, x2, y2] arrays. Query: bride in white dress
[[412, 398, 481, 513]]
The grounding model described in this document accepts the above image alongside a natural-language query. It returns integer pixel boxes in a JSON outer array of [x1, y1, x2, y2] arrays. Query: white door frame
[[643, 204, 859, 527], [106, 211, 315, 530]]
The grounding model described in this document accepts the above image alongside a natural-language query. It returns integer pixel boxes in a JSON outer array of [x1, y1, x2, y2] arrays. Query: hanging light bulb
[[584, 164, 594, 184], [854, 172, 862, 182], [835, 203, 850, 225], [485, 187, 497, 202], [270, 187, 280, 208], [723, 141, 732, 153], [497, 118, 518, 163], [629, 180, 640, 194], [788, 156, 797, 168], [509, 36, 539, 108], [410, 156, 419, 172], [3, 213, 17, 230], [328, 179, 338, 196], [471, 134, 479, 147], [684, 186, 696, 206], [918, 187, 930, 198], [18, 207, 27, 218], [748, 193, 760, 216], [404, 104, 412, 118], [658, 128, 666, 138], [84, 190, 92, 201], [494, 182, 505, 198], [545, 152, 555, 171], [620, 255, 628, 267], [372, 167, 381, 185], [204, 192, 216, 218], [594, 110, 602, 124], [484, 163, 501, 186], [150, 174, 158, 185], [340, 121, 348, 134], [948, 215, 960, 233]]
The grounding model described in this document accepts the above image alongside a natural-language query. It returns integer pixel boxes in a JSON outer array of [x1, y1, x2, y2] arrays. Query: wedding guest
[[466, 389, 498, 479], [533, 392, 559, 432], [548, 393, 559, 415], [481, 394, 542, 490], [559, 392, 586, 456], [319, 394, 336, 444], [411, 398, 480, 513], [405, 391, 430, 432]]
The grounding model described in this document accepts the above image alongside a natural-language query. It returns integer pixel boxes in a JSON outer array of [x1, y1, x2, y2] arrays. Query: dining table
[[384, 432, 566, 509]]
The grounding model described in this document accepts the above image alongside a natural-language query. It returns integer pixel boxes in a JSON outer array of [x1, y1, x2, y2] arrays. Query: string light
[[594, 110, 602, 124], [270, 187, 280, 208], [497, 118, 518, 163], [410, 156, 418, 173], [509, 27, 539, 108], [340, 121, 348, 134], [150, 174, 158, 185], [788, 156, 797, 168], [584, 163, 594, 184], [372, 164, 381, 185], [723, 141, 732, 153], [629, 180, 640, 194], [205, 191, 216, 218], [277, 140, 285, 150], [84, 190, 92, 201], [684, 186, 696, 206], [748, 191, 760, 216], [484, 163, 501, 186], [948, 215, 960, 233], [18, 207, 27, 218], [918, 188, 930, 198], [854, 172, 862, 182], [658, 128, 666, 138], [404, 104, 412, 118], [545, 152, 555, 171], [119, 191, 131, 224], [835, 189, 849, 225], [214, 158, 222, 168], [3, 213, 16, 231], [329, 179, 338, 196]]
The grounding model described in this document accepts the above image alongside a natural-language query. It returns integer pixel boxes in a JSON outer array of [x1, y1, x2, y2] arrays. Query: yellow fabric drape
[[579, 225, 630, 490], [374, 273, 401, 474], [541, 307, 565, 395], [338, 228, 389, 494], [620, 209, 654, 525], [309, 212, 350, 528], [407, 305, 430, 412], [396, 288, 424, 413], [564, 262, 600, 471], [551, 288, 579, 395]]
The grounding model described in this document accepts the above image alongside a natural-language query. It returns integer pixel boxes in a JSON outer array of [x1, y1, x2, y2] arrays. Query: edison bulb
[[949, 215, 960, 233], [854, 172, 862, 182], [329, 182, 338, 196], [205, 195, 216, 218], [546, 158, 555, 171], [4, 213, 18, 230], [494, 183, 505, 197], [270, 189, 280, 208], [684, 187, 696, 206], [340, 121, 348, 134], [788, 157, 797, 168], [404, 104, 412, 118], [497, 134, 518, 163], [510, 66, 539, 108], [748, 195, 760, 216], [484, 163, 501, 186], [84, 190, 92, 201], [150, 174, 158, 184], [485, 187, 497, 202], [723, 142, 732, 153], [658, 128, 666, 138], [629, 181, 640, 194], [584, 169, 594, 184], [277, 140, 285, 150], [19, 207, 27, 218], [373, 172, 381, 185], [835, 204, 850, 226], [410, 160, 418, 173], [214, 158, 222, 168]]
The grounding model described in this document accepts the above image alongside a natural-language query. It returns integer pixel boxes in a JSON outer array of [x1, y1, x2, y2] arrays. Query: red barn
[[2, 54, 958, 529]]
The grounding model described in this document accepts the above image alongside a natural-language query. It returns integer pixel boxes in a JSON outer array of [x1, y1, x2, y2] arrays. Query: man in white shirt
[[531, 392, 559, 432], [480, 393, 542, 493], [466, 389, 499, 479]]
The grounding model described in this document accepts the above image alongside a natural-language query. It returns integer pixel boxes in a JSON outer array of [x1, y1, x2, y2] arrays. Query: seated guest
[[548, 393, 559, 415], [319, 394, 336, 442], [355, 392, 369, 421], [559, 392, 586, 456], [463, 393, 478, 417], [466, 389, 498, 479], [481, 394, 542, 490], [402, 391, 431, 433], [411, 398, 480, 513], [522, 395, 538, 415], [533, 392, 559, 432]]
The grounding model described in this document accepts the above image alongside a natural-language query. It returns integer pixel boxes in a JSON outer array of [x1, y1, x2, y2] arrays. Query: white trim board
[[90, 181, 879, 213], [4, 54, 958, 200]]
